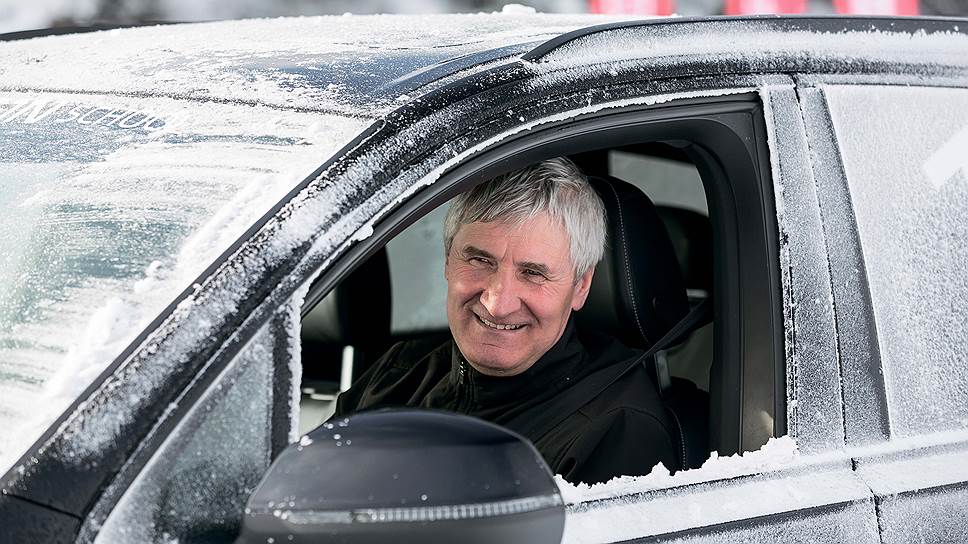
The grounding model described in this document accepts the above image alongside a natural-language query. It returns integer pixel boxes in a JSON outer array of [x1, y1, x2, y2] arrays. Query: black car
[[2, 12, 967, 544]]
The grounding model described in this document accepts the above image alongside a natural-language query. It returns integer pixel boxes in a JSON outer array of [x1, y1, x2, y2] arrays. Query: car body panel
[[1, 13, 967, 544], [796, 73, 968, 544], [0, 14, 623, 115]]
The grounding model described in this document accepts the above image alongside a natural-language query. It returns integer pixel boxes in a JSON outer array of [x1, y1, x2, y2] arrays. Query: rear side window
[[825, 84, 968, 438]]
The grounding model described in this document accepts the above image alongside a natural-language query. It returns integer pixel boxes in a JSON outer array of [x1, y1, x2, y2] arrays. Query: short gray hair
[[443, 158, 606, 279]]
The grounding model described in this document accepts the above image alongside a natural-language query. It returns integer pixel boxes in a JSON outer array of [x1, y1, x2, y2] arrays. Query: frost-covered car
[[2, 11, 968, 544]]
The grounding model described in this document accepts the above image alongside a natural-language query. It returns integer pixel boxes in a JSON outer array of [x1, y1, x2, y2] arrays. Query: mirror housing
[[236, 409, 565, 544]]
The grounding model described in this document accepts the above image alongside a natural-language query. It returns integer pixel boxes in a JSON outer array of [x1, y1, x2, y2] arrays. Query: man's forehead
[[455, 216, 570, 267]]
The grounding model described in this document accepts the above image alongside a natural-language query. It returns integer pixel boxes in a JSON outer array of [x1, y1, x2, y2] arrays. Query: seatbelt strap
[[503, 298, 712, 441]]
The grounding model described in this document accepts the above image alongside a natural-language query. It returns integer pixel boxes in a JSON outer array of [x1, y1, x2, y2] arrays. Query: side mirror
[[236, 409, 565, 544]]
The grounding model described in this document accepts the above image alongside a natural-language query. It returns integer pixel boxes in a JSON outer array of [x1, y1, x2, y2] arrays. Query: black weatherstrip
[[0, 22, 177, 41]]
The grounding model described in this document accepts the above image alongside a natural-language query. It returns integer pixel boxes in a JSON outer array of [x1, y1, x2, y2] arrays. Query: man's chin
[[464, 348, 531, 377]]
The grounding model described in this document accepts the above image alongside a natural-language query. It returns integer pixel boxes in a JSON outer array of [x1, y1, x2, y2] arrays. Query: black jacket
[[333, 319, 679, 484]]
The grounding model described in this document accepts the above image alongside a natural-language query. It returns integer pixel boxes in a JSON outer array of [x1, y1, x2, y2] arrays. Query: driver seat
[[576, 175, 711, 470]]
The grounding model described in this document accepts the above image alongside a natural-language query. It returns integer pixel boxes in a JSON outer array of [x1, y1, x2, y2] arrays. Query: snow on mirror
[[0, 91, 366, 474], [824, 85, 968, 438]]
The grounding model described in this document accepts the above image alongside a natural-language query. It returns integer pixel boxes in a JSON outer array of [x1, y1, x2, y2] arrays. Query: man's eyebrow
[[461, 245, 496, 260], [518, 261, 551, 276], [461, 246, 553, 276]]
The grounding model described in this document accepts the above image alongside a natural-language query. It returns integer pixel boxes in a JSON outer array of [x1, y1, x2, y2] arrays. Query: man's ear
[[570, 267, 595, 311]]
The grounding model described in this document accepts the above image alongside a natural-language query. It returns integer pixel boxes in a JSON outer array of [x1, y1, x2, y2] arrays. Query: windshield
[[0, 91, 366, 473]]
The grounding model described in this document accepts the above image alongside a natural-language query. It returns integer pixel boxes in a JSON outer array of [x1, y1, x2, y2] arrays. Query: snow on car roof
[[525, 17, 968, 83], [0, 12, 621, 116]]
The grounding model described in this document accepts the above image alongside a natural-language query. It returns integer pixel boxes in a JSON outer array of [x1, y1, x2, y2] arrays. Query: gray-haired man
[[334, 158, 678, 485]]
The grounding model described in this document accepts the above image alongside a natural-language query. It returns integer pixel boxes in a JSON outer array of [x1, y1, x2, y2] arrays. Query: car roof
[[2, 14, 966, 120], [0, 13, 624, 117]]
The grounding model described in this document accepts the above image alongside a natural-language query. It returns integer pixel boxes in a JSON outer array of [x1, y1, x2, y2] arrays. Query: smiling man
[[333, 158, 678, 484]]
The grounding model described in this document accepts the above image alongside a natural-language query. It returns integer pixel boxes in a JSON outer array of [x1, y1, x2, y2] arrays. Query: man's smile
[[474, 313, 527, 331]]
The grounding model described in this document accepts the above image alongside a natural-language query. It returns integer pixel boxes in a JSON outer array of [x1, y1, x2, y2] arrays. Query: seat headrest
[[302, 248, 391, 348], [576, 176, 689, 350], [656, 206, 713, 297]]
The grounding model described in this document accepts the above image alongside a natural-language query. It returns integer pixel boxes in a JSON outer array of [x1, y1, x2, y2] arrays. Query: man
[[333, 158, 678, 485]]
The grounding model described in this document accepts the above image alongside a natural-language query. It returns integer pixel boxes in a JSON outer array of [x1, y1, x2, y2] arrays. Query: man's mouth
[[475, 314, 526, 331]]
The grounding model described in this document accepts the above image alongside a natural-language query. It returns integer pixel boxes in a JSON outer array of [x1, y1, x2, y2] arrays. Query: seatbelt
[[503, 298, 712, 441]]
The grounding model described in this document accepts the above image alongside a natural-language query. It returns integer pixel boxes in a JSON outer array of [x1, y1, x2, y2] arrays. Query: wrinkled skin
[[444, 212, 593, 376]]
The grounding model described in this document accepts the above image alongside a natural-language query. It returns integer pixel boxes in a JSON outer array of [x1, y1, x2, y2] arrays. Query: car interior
[[298, 143, 718, 472]]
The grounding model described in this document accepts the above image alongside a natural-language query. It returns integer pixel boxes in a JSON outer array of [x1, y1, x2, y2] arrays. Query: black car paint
[[2, 15, 966, 543]]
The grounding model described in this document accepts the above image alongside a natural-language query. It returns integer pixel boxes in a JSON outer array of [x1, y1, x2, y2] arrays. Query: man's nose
[[480, 270, 521, 318]]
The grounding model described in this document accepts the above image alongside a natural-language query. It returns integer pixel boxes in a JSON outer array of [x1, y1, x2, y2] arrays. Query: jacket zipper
[[457, 359, 470, 413]]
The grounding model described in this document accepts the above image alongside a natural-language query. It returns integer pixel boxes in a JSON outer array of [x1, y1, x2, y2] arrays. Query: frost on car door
[[551, 84, 880, 543], [817, 83, 968, 544]]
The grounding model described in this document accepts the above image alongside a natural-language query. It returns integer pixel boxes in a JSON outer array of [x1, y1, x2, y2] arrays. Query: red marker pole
[[723, 0, 808, 14], [587, 0, 676, 15], [832, 0, 919, 15]]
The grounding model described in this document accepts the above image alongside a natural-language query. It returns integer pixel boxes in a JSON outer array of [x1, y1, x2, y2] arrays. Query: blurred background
[[1, 0, 966, 35]]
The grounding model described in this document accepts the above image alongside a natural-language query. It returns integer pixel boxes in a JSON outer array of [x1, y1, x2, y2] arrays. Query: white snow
[[559, 445, 874, 543], [499, 4, 539, 15], [858, 446, 968, 496], [0, 14, 620, 115], [760, 82, 846, 453], [556, 436, 799, 505], [286, 284, 312, 444], [531, 21, 968, 80]]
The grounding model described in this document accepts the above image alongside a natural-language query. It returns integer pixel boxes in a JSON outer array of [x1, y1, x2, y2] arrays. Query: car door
[[285, 24, 882, 542], [798, 75, 968, 543]]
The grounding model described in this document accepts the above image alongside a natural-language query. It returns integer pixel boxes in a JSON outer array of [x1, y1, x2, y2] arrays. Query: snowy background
[[1, 0, 966, 35]]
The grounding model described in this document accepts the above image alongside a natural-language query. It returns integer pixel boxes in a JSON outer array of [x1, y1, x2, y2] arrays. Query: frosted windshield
[[0, 91, 365, 472], [825, 84, 968, 439]]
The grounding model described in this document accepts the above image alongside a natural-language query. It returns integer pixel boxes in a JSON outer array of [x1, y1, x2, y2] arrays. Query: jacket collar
[[448, 317, 586, 407]]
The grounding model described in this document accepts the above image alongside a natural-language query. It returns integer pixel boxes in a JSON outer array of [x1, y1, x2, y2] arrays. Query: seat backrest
[[575, 175, 689, 349], [576, 175, 709, 470]]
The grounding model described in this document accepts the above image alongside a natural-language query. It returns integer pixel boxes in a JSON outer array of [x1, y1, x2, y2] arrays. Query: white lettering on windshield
[[0, 99, 67, 124], [0, 95, 167, 132]]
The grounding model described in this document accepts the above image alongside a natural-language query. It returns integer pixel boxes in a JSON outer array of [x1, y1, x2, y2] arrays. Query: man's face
[[444, 211, 594, 377]]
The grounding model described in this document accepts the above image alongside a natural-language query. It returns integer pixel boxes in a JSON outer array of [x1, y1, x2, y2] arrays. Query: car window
[[383, 152, 709, 336], [88, 320, 278, 544], [609, 150, 708, 215], [386, 203, 450, 334], [0, 91, 365, 474], [824, 84, 968, 438]]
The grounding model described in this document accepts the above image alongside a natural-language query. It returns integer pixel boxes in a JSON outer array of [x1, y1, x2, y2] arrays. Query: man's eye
[[523, 269, 547, 280], [469, 257, 491, 265]]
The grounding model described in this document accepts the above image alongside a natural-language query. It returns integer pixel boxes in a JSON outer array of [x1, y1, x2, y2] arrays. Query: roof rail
[[522, 14, 968, 62], [0, 21, 174, 42]]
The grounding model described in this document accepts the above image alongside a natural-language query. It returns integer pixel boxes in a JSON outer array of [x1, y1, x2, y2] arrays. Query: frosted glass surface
[[0, 90, 364, 474], [93, 325, 274, 543], [825, 85, 968, 438]]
